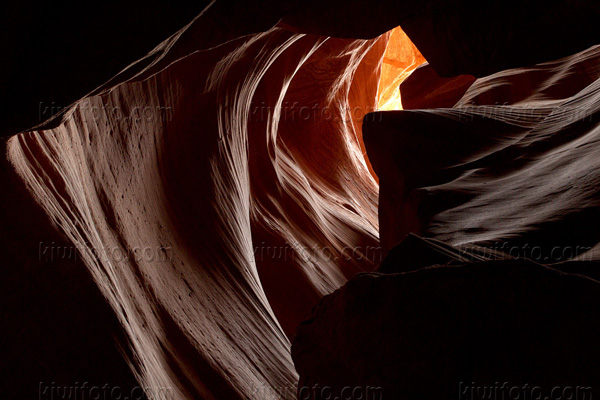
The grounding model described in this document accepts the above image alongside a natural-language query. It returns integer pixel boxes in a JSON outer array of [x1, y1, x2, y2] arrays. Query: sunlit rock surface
[[376, 27, 425, 110]]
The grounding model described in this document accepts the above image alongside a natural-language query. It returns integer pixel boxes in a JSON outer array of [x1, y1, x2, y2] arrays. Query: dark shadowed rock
[[292, 257, 600, 399], [400, 63, 476, 109]]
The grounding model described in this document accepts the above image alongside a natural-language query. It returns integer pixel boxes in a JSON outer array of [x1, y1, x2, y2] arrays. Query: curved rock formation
[[376, 27, 425, 110], [294, 42, 600, 399], [3, 16, 406, 400], [365, 44, 600, 255], [3, 1, 600, 399], [456, 45, 600, 107], [5, 0, 600, 137]]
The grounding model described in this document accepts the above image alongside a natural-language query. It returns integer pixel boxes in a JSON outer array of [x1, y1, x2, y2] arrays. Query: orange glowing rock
[[376, 26, 426, 110]]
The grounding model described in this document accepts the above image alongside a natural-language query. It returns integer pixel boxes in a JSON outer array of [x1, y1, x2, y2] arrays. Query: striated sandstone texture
[[2, 1, 600, 399]]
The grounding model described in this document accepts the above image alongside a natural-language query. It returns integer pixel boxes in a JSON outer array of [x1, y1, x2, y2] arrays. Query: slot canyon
[[1, 1, 600, 399]]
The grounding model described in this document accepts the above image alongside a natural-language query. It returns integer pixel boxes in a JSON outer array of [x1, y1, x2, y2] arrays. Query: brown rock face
[[3, 16, 398, 400]]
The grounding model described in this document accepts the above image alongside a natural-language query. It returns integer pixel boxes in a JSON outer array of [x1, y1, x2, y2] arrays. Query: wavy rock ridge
[[5, 20, 421, 399], [3, 1, 600, 399], [294, 38, 600, 400]]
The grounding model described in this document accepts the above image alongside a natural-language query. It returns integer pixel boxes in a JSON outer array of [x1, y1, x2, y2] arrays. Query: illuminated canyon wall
[[4, 19, 422, 400]]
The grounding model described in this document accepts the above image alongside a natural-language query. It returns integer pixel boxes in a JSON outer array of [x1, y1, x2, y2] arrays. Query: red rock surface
[[376, 27, 426, 110]]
